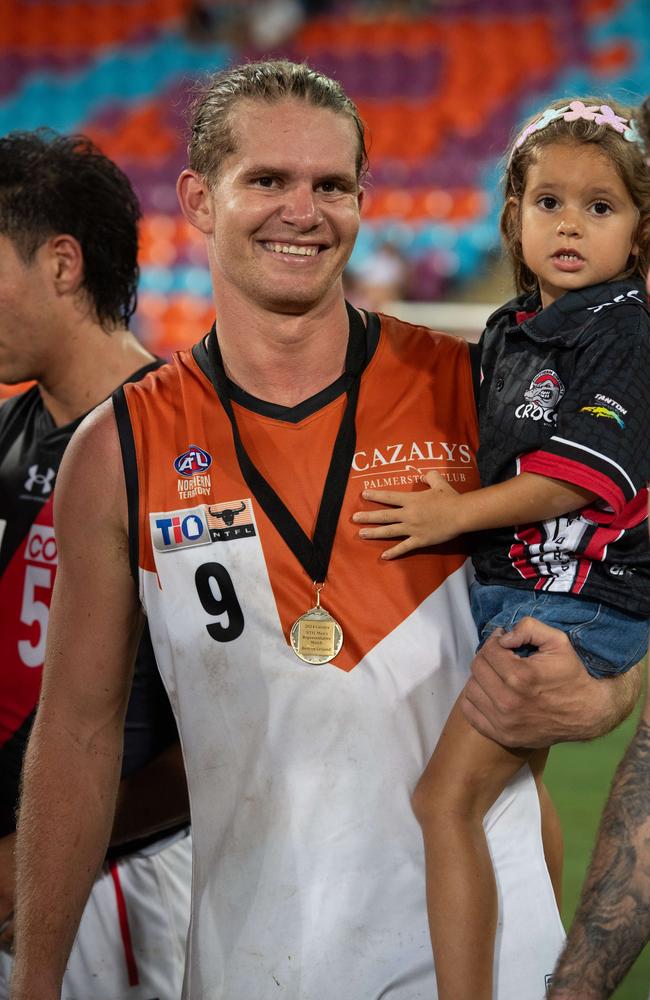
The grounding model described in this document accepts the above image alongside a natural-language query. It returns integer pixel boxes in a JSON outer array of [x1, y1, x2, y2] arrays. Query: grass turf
[[545, 684, 649, 1000]]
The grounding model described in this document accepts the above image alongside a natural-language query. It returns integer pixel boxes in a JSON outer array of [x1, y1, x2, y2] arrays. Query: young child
[[353, 96, 650, 999]]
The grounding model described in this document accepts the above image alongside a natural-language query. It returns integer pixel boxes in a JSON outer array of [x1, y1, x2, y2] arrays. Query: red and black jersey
[[474, 279, 650, 614], [0, 364, 179, 838]]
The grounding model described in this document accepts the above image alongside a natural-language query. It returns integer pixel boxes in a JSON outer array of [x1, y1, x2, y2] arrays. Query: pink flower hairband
[[513, 100, 644, 153]]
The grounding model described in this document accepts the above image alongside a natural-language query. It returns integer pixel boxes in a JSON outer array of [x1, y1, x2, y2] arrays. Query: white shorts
[[0, 829, 191, 1000]]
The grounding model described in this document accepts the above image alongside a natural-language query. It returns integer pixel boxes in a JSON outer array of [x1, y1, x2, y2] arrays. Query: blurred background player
[[354, 95, 650, 998], [0, 130, 191, 999], [549, 92, 650, 1000]]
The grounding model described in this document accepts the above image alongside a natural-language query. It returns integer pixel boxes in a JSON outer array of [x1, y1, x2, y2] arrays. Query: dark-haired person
[[9, 65, 643, 1000], [549, 94, 650, 1000], [0, 130, 190, 1000]]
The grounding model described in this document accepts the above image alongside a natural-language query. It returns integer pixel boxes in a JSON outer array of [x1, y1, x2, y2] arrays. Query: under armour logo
[[24, 465, 56, 495]]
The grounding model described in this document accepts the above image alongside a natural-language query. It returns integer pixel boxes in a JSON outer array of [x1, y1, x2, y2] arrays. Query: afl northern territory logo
[[515, 369, 565, 424], [173, 445, 213, 475]]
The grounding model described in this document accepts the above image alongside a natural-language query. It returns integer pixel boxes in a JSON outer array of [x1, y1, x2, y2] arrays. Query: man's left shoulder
[[377, 310, 470, 361]]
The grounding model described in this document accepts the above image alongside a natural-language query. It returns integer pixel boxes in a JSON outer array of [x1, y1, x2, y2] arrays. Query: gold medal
[[290, 583, 343, 665]]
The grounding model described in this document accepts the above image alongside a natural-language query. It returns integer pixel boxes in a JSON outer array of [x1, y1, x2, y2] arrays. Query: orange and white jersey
[[116, 312, 564, 1000]]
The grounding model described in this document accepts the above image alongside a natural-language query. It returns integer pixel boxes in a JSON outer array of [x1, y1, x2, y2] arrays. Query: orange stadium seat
[[144, 296, 214, 356], [582, 0, 621, 19], [85, 103, 177, 163], [140, 218, 207, 268], [590, 40, 632, 74], [1, 0, 186, 50]]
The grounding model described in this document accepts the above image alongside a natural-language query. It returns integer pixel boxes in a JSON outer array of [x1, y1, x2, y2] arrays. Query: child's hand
[[352, 470, 463, 559]]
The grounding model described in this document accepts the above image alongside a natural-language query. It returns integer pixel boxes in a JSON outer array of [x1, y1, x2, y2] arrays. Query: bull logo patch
[[206, 499, 256, 541]]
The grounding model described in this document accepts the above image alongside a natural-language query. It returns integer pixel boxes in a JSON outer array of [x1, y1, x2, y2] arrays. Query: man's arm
[[462, 619, 642, 748], [550, 679, 650, 999], [10, 401, 140, 999]]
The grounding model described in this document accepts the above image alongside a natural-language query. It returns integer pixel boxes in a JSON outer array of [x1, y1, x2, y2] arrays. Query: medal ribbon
[[207, 301, 367, 584]]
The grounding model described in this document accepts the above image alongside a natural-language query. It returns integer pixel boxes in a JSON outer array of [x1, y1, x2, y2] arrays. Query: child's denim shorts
[[470, 580, 650, 679]]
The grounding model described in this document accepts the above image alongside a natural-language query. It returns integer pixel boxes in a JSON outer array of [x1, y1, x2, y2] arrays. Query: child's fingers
[[422, 469, 446, 487], [423, 469, 459, 495], [380, 538, 418, 559], [353, 508, 404, 524], [358, 523, 407, 540], [361, 489, 408, 507]]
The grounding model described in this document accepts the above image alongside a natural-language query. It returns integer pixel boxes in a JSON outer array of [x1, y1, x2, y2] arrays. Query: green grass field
[[545, 684, 649, 1000]]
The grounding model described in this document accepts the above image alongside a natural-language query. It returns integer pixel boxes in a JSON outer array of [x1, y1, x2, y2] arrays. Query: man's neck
[[38, 319, 154, 427], [213, 295, 353, 408]]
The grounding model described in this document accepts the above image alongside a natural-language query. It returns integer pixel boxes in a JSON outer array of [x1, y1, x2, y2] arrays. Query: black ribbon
[[207, 301, 367, 584]]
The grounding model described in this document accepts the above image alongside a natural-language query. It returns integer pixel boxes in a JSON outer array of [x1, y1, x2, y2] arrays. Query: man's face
[[0, 234, 55, 385], [202, 98, 363, 315]]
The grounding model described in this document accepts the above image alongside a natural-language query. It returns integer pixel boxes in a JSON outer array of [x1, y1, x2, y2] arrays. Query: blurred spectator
[[185, 0, 333, 47], [346, 239, 410, 311]]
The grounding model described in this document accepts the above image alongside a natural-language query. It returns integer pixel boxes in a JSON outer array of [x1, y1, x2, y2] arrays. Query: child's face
[[519, 140, 639, 308]]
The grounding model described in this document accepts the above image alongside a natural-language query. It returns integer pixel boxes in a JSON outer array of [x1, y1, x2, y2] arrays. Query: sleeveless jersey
[[116, 312, 565, 1000], [0, 367, 179, 841]]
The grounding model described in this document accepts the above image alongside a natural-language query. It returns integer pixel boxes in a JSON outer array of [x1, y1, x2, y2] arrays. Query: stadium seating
[[1, 0, 649, 357]]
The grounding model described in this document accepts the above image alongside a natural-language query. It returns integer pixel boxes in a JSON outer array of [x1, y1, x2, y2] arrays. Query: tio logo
[[154, 511, 207, 550]]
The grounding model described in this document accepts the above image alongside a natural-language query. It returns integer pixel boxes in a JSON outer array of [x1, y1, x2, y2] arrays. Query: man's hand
[[352, 470, 463, 558], [0, 833, 15, 954], [462, 618, 643, 749]]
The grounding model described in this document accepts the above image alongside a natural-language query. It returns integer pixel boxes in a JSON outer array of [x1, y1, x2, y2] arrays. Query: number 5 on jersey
[[19, 523, 58, 668]]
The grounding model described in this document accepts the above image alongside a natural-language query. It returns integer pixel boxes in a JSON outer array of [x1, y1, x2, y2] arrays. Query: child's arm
[[352, 470, 597, 559]]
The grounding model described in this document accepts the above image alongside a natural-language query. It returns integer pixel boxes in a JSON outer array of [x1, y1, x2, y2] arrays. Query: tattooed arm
[[550, 685, 650, 999]]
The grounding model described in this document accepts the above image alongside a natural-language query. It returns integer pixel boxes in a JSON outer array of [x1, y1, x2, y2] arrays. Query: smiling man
[[9, 62, 643, 1000]]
